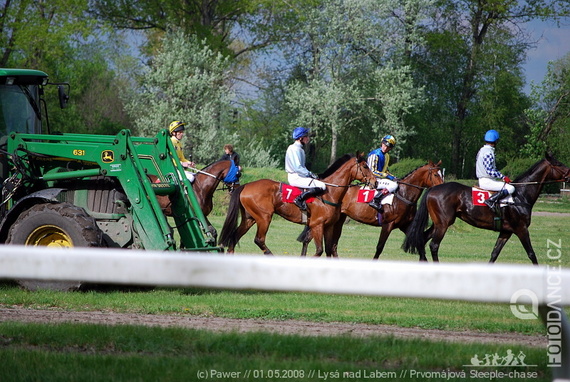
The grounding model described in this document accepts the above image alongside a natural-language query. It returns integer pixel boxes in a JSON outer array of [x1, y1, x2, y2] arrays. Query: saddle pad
[[472, 188, 513, 206], [357, 188, 394, 205], [281, 184, 315, 204], [472, 188, 491, 206], [357, 187, 375, 203]]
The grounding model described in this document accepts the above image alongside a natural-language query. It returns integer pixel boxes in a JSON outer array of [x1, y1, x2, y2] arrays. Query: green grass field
[[0, 193, 568, 381]]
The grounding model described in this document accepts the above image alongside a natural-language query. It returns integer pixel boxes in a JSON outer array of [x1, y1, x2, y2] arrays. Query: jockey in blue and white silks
[[475, 129, 514, 207], [367, 135, 397, 211], [285, 127, 326, 210]]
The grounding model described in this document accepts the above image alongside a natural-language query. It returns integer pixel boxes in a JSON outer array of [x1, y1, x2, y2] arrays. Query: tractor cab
[[0, 69, 48, 136], [0, 68, 69, 136], [0, 68, 69, 180]]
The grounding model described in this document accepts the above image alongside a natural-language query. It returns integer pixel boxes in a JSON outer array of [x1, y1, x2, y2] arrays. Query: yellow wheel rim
[[25, 225, 73, 247]]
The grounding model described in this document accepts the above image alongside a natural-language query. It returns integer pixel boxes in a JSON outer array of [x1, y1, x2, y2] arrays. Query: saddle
[[472, 187, 511, 231], [280, 184, 315, 204]]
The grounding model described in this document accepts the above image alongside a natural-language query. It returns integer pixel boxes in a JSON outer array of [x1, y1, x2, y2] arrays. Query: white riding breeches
[[376, 178, 398, 193], [478, 177, 515, 194], [287, 173, 327, 190]]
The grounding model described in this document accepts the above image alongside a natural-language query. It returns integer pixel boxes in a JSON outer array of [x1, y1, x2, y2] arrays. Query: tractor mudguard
[[0, 188, 65, 243]]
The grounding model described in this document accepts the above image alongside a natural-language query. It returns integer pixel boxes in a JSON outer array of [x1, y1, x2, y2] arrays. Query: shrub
[[390, 158, 430, 178]]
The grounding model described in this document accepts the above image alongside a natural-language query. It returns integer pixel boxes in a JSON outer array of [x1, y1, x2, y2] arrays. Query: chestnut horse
[[299, 160, 444, 258], [402, 154, 570, 264], [153, 160, 236, 237], [218, 153, 374, 257]]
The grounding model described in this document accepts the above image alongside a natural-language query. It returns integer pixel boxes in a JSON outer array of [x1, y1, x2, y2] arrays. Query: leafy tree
[[0, 0, 94, 68], [89, 0, 280, 58], [266, 0, 429, 167], [522, 53, 570, 164], [125, 29, 234, 163], [408, 0, 570, 177], [0, 0, 133, 135]]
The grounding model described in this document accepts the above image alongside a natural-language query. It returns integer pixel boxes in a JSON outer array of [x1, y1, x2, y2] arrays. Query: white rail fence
[[0, 245, 568, 380]]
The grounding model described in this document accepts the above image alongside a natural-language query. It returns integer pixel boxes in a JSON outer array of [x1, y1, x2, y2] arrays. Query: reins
[[189, 167, 222, 181]]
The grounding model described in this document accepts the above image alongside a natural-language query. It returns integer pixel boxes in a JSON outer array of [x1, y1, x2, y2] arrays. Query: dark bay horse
[[402, 154, 570, 264], [218, 153, 374, 256], [298, 161, 444, 258], [153, 160, 236, 237]]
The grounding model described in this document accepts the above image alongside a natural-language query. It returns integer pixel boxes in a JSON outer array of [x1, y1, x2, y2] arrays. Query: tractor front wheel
[[6, 202, 104, 291]]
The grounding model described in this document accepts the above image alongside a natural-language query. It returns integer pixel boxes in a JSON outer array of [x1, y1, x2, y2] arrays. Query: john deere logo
[[101, 150, 114, 163]]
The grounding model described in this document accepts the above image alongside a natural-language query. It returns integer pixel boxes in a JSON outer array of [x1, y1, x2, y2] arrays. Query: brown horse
[[218, 153, 374, 257], [402, 154, 570, 264], [299, 160, 444, 258], [153, 160, 236, 237]]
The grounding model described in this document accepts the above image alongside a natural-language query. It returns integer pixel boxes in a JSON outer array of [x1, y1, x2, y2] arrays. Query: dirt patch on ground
[[532, 211, 570, 217], [0, 307, 546, 348]]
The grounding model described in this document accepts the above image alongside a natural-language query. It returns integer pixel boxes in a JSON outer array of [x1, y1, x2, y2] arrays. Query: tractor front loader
[[0, 68, 222, 291]]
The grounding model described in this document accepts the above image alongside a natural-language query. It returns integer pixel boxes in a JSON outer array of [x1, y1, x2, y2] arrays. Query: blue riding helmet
[[292, 127, 310, 140], [484, 129, 500, 143]]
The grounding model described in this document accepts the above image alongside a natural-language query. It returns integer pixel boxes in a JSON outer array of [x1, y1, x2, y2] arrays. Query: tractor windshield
[[0, 84, 42, 137]]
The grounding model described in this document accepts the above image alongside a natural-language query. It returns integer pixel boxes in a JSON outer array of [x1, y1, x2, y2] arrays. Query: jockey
[[169, 120, 196, 182], [285, 127, 326, 210], [475, 129, 515, 207], [367, 135, 398, 211]]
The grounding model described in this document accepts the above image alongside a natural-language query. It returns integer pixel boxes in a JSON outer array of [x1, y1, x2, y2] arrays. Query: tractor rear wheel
[[6, 202, 104, 291]]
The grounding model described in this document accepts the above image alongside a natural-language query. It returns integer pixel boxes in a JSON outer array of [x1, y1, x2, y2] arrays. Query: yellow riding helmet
[[169, 120, 185, 134], [382, 134, 396, 148]]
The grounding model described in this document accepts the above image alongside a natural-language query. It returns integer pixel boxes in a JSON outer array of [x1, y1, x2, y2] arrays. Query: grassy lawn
[[0, 193, 568, 381]]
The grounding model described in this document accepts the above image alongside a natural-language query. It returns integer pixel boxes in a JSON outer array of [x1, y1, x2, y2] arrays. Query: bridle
[[397, 166, 443, 190]]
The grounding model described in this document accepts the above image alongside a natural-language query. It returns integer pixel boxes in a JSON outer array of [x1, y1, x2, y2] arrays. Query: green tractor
[[0, 68, 222, 290]]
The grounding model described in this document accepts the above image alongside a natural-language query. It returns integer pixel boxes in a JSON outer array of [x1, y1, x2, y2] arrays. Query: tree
[[89, 0, 279, 58], [125, 29, 233, 163], [413, 0, 570, 176], [522, 53, 570, 163], [267, 0, 429, 166], [0, 0, 93, 68]]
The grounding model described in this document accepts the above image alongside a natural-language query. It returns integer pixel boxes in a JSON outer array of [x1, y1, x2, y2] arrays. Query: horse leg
[[373, 223, 393, 260], [310, 225, 325, 257], [252, 218, 274, 255], [297, 225, 312, 257], [227, 215, 255, 254], [328, 214, 347, 258], [428, 224, 450, 262], [324, 225, 339, 258], [489, 231, 512, 263], [513, 228, 539, 265], [205, 217, 217, 242], [417, 224, 435, 261]]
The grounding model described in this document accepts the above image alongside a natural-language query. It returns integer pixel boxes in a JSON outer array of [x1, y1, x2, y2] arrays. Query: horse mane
[[318, 154, 355, 179], [400, 166, 421, 180], [201, 160, 228, 170]]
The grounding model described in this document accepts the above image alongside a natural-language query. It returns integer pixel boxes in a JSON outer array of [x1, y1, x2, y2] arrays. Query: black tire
[[6, 202, 103, 291]]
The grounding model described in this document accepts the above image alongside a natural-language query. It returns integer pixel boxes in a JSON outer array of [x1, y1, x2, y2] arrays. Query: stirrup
[[369, 200, 382, 211], [294, 197, 307, 211]]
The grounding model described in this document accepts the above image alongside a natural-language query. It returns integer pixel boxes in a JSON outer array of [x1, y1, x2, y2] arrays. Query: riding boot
[[369, 188, 390, 211], [294, 188, 324, 211], [484, 189, 509, 209]]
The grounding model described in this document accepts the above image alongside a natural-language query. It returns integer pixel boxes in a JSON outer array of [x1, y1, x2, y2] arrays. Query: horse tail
[[296, 225, 312, 243], [402, 189, 431, 254], [218, 185, 245, 248]]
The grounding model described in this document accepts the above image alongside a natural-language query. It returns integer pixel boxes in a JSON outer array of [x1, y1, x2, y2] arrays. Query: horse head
[[545, 152, 570, 182], [318, 153, 374, 188], [400, 160, 444, 188], [354, 151, 375, 188]]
